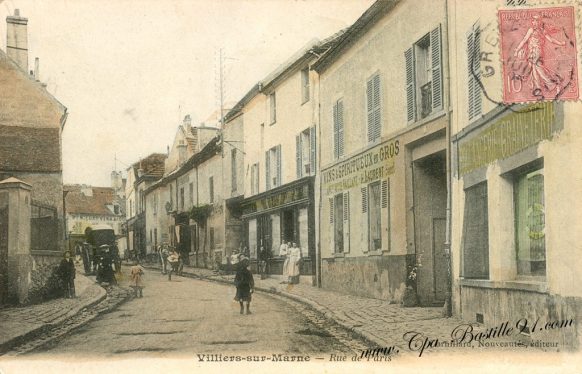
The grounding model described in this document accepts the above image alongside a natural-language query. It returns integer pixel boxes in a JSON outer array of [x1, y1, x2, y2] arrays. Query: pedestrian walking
[[281, 241, 292, 283], [130, 260, 145, 298], [160, 244, 169, 274], [234, 257, 254, 315], [167, 248, 180, 281], [58, 251, 76, 298]]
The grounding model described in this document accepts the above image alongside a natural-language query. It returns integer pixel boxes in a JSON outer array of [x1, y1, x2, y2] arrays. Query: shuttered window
[[367, 73, 381, 143], [301, 68, 310, 104], [467, 22, 482, 121], [269, 92, 277, 124], [405, 24, 443, 123], [265, 151, 270, 190], [368, 182, 382, 251], [333, 99, 344, 159], [330, 192, 349, 253], [462, 182, 489, 279], [296, 126, 317, 179]]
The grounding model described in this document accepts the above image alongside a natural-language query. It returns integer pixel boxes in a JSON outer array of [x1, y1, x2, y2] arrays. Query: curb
[[0, 273, 107, 355], [143, 264, 385, 349]]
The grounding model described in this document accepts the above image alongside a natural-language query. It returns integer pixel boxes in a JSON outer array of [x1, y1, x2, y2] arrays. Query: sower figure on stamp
[[59, 251, 76, 298], [234, 257, 254, 315], [130, 260, 145, 298], [514, 14, 567, 95]]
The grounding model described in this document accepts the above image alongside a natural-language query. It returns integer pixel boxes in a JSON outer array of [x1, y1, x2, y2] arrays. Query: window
[[514, 168, 545, 277], [265, 145, 282, 190], [209, 176, 214, 204], [301, 68, 310, 104], [231, 149, 237, 192], [367, 182, 382, 251], [169, 184, 173, 208], [269, 92, 277, 124], [467, 22, 482, 121], [367, 73, 381, 143], [462, 182, 489, 279], [329, 192, 349, 253], [333, 99, 344, 159], [189, 182, 194, 205], [250, 163, 260, 195], [405, 25, 443, 122], [153, 193, 158, 216], [296, 126, 316, 178], [180, 187, 185, 210], [114, 205, 120, 215]]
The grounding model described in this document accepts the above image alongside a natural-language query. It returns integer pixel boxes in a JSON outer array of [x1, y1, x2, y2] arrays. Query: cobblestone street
[[24, 266, 361, 358]]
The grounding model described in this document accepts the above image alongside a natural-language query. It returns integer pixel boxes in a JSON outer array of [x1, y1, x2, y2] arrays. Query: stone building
[[313, 0, 450, 304], [449, 0, 582, 347], [0, 10, 68, 304], [232, 36, 342, 280]]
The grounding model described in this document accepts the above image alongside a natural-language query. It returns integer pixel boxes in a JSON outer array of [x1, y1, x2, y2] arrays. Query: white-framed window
[[462, 182, 489, 279], [269, 92, 277, 125], [514, 167, 545, 277], [250, 162, 260, 195], [265, 145, 282, 190], [467, 22, 482, 121], [332, 98, 344, 160], [329, 192, 349, 254], [301, 67, 310, 104], [362, 179, 390, 252], [296, 126, 316, 178], [367, 73, 381, 143], [405, 24, 443, 122]]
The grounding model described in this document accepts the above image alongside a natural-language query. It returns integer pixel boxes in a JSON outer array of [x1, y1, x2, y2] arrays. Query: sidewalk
[[0, 267, 106, 354], [146, 262, 466, 349]]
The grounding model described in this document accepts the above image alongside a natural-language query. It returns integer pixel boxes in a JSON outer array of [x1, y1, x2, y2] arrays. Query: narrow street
[[27, 267, 358, 358]]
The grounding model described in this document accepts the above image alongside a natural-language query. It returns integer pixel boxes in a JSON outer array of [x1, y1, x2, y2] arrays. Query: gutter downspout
[[444, 0, 453, 318]]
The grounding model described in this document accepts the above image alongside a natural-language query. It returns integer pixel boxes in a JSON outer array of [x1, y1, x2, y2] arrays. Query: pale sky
[[0, 0, 373, 186]]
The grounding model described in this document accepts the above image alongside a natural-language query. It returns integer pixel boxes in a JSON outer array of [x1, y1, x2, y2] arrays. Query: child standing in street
[[234, 257, 254, 315], [130, 260, 145, 297]]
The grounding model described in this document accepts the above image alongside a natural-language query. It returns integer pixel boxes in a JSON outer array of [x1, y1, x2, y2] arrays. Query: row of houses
[[125, 0, 582, 346]]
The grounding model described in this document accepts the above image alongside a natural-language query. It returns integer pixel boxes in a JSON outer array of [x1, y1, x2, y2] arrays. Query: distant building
[[0, 10, 68, 304], [125, 153, 166, 258], [64, 184, 125, 253]]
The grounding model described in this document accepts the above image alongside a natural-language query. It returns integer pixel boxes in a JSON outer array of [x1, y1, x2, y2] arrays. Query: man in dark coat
[[59, 251, 76, 298]]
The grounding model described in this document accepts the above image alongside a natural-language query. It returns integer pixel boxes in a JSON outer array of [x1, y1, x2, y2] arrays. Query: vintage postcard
[[0, 0, 581, 373]]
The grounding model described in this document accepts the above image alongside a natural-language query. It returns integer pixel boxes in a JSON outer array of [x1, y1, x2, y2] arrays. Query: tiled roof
[[0, 125, 61, 172], [132, 153, 166, 180], [64, 185, 117, 216]]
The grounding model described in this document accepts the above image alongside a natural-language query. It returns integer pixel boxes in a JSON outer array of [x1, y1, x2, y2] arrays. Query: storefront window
[[299, 208, 308, 250], [514, 168, 545, 277], [368, 182, 382, 251], [271, 214, 280, 255], [462, 182, 489, 279]]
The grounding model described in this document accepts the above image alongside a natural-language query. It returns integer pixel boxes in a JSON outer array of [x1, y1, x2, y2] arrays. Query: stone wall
[[321, 254, 411, 303], [460, 285, 582, 349]]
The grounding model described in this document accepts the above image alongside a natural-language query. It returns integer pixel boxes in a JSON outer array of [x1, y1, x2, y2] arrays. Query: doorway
[[412, 151, 447, 306], [282, 209, 296, 244]]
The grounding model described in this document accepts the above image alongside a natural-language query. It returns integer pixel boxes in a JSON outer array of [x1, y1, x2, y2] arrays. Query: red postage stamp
[[499, 7, 579, 103]]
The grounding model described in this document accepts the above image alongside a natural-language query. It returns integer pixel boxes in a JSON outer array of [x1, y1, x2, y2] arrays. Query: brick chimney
[[6, 9, 28, 72]]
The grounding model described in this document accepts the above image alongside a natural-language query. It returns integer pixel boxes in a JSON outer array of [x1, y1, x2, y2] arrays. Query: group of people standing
[[279, 241, 302, 284]]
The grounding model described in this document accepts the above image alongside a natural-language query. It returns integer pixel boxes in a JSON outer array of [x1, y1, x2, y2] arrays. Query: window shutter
[[405, 47, 416, 122], [276, 144, 282, 186], [337, 100, 344, 157], [343, 191, 350, 253], [333, 102, 338, 159], [431, 24, 443, 111], [329, 197, 334, 224], [361, 187, 368, 213], [381, 179, 389, 208], [367, 78, 374, 142], [265, 151, 271, 190], [310, 126, 316, 174], [296, 134, 302, 179], [468, 23, 482, 120]]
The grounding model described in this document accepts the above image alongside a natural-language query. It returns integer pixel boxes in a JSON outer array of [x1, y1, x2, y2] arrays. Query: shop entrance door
[[412, 151, 447, 306], [282, 209, 296, 244]]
